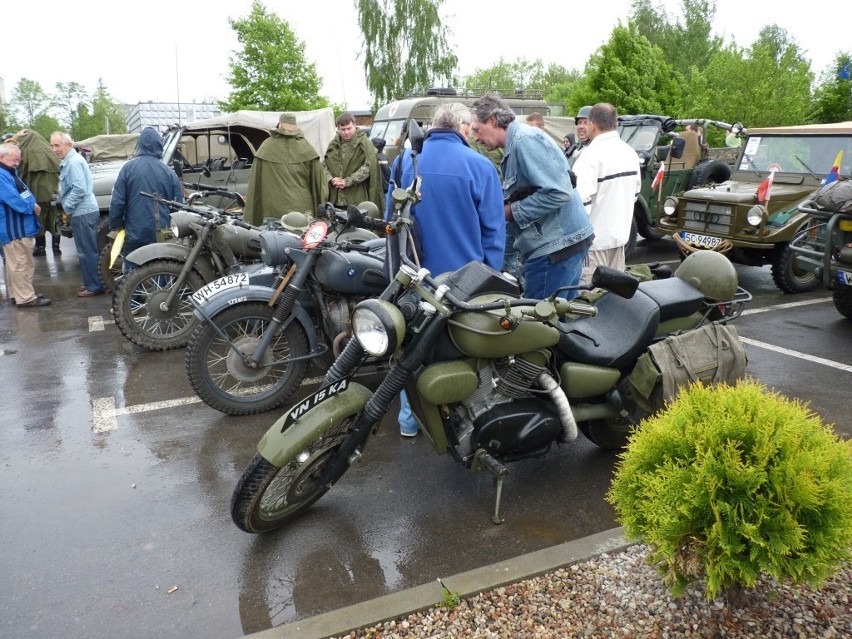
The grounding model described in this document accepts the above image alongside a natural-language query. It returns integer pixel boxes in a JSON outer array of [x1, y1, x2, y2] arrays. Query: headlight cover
[[352, 299, 406, 357], [663, 197, 678, 217], [747, 205, 765, 227]]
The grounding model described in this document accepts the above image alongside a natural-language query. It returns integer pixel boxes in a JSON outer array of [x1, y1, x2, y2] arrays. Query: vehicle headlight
[[259, 230, 300, 266], [352, 299, 406, 357], [747, 205, 765, 227], [171, 223, 181, 238], [663, 197, 679, 217]]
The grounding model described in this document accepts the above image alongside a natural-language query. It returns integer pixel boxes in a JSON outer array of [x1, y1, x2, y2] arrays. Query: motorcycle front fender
[[126, 243, 218, 282], [258, 382, 373, 467]]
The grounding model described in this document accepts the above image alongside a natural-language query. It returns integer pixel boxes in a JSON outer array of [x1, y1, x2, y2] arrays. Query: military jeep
[[616, 115, 743, 254], [657, 122, 852, 293]]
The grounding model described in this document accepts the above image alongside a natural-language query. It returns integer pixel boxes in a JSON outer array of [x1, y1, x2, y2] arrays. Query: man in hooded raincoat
[[323, 112, 384, 210], [243, 113, 327, 226], [8, 130, 61, 257], [109, 127, 183, 269]]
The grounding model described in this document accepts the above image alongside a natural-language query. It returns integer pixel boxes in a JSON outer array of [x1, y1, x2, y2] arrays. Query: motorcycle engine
[[323, 298, 357, 355], [452, 357, 561, 462]]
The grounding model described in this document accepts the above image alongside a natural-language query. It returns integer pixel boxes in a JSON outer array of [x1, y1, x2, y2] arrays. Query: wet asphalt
[[1, 235, 850, 639]]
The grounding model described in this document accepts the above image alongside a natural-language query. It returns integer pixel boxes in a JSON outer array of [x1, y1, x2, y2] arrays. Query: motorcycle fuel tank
[[449, 294, 560, 358], [314, 250, 387, 296]]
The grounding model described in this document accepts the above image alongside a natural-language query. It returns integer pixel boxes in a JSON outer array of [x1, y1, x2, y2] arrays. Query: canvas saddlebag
[[629, 322, 747, 414]]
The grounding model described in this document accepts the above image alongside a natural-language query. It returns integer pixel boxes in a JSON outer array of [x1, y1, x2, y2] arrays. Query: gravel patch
[[331, 544, 852, 638]]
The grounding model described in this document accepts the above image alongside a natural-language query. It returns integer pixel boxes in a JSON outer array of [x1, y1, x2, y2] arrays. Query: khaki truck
[[657, 121, 852, 293], [368, 88, 573, 164]]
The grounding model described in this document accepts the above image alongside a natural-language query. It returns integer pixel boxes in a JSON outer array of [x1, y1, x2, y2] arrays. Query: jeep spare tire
[[688, 159, 731, 189]]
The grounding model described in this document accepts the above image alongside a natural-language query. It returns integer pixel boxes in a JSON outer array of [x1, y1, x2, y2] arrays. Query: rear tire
[[624, 217, 638, 258], [231, 413, 358, 533], [833, 285, 852, 319], [97, 240, 123, 293], [112, 259, 205, 351], [185, 303, 309, 415]]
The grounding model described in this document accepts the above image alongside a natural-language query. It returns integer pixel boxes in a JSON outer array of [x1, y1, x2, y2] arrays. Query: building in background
[[124, 101, 221, 133]]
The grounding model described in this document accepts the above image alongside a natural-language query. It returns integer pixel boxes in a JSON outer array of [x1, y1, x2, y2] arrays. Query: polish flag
[[757, 169, 775, 204], [652, 162, 666, 192]]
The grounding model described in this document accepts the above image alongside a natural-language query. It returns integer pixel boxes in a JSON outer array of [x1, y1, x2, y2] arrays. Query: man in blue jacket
[[387, 103, 505, 436], [0, 143, 51, 307], [471, 94, 594, 300], [109, 127, 183, 271], [50, 131, 104, 296]]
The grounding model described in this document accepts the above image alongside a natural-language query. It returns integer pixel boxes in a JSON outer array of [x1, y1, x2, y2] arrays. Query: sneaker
[[17, 296, 51, 307], [400, 423, 419, 437]]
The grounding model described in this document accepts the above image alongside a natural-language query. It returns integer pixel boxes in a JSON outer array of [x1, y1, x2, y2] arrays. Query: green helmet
[[675, 251, 738, 300], [575, 106, 592, 124], [358, 200, 382, 219], [280, 211, 310, 234]]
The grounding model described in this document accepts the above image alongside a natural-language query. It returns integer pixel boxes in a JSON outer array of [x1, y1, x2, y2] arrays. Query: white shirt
[[573, 130, 641, 250]]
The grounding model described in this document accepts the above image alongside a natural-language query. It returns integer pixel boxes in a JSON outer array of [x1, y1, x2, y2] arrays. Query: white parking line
[[741, 296, 831, 315], [91, 376, 326, 432], [89, 315, 115, 331], [740, 337, 852, 373]]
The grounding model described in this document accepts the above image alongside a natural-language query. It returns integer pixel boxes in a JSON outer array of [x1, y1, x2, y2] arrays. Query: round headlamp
[[259, 230, 301, 267], [663, 197, 678, 217], [352, 299, 406, 357], [747, 205, 765, 227]]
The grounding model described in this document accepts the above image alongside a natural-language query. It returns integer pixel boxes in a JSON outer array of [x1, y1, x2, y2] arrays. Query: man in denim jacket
[[471, 94, 594, 300]]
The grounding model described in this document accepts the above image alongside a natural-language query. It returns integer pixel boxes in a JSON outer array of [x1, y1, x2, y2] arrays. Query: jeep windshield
[[739, 133, 852, 176], [618, 123, 661, 153]]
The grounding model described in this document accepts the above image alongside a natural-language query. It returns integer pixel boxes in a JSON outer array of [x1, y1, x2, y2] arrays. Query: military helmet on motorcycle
[[575, 105, 592, 124], [357, 200, 382, 219], [674, 250, 738, 300], [280, 211, 310, 234]]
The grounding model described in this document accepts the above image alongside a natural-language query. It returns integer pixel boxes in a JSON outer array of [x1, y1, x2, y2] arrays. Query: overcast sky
[[2, 0, 848, 112]]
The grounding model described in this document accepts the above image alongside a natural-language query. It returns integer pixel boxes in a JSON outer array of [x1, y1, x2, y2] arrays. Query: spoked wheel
[[112, 259, 204, 351], [185, 302, 309, 415], [97, 240, 123, 293], [231, 414, 358, 533]]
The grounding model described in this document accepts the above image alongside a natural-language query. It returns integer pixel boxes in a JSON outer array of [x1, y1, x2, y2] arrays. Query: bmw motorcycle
[[230, 121, 751, 534], [111, 190, 269, 351], [184, 203, 388, 416]]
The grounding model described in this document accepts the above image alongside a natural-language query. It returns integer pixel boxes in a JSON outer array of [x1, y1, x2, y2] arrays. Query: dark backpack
[[814, 178, 852, 213]]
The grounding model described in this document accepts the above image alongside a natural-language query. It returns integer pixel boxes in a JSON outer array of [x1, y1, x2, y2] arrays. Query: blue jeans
[[522, 249, 586, 300], [71, 210, 102, 292], [398, 390, 418, 435]]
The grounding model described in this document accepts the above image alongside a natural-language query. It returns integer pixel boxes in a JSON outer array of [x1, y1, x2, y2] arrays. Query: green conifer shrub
[[607, 380, 852, 601]]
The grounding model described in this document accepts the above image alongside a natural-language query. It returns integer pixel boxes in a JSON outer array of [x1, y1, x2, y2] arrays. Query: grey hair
[[470, 94, 516, 129], [51, 131, 74, 144], [432, 103, 472, 131], [0, 143, 20, 159]]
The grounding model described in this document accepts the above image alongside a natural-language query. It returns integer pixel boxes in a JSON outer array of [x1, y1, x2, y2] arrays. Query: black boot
[[32, 236, 46, 257], [51, 235, 62, 255]]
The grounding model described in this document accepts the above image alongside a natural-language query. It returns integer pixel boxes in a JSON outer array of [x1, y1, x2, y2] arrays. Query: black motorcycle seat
[[557, 289, 660, 372], [637, 277, 705, 322]]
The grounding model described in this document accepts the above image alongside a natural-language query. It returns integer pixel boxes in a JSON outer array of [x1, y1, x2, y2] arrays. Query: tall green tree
[[809, 55, 852, 124], [221, 0, 329, 112], [71, 80, 128, 139], [10, 78, 52, 128], [53, 81, 89, 129], [570, 25, 682, 117], [355, 0, 458, 107]]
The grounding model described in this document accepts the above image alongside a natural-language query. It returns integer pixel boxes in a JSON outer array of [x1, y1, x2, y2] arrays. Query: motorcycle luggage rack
[[698, 286, 752, 325]]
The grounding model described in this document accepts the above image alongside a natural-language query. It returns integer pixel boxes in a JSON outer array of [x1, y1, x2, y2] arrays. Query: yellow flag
[[109, 229, 125, 268]]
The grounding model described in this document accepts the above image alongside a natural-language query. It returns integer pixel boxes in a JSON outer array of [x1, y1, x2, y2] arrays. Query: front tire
[[97, 240, 123, 293], [771, 240, 818, 293], [231, 413, 358, 533], [833, 285, 852, 319], [112, 259, 205, 350], [185, 303, 309, 415]]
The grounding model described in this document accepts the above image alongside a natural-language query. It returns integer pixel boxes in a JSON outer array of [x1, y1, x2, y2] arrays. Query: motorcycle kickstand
[[475, 449, 509, 525]]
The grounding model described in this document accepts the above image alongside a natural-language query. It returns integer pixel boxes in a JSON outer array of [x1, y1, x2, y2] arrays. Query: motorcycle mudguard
[[257, 381, 372, 468], [193, 287, 319, 350], [125, 243, 218, 282]]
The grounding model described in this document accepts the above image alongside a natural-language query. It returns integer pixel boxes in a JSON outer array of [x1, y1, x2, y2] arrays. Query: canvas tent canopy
[[76, 134, 141, 163]]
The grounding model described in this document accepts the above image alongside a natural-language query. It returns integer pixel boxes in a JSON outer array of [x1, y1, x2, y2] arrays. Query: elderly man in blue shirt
[[50, 131, 104, 296]]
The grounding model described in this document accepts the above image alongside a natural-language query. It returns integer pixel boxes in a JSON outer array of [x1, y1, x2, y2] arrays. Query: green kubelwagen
[[657, 121, 852, 293]]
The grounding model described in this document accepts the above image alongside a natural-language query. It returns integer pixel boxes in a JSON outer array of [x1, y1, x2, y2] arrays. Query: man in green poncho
[[323, 112, 384, 210], [8, 130, 61, 256], [243, 113, 328, 227]]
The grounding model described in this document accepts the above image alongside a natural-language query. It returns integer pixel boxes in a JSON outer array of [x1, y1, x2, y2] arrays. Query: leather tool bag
[[629, 322, 748, 414]]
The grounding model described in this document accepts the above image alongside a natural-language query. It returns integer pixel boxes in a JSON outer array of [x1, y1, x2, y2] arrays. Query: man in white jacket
[[572, 103, 641, 283]]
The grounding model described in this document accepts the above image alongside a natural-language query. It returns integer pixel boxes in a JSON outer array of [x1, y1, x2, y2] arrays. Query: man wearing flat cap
[[243, 112, 328, 227]]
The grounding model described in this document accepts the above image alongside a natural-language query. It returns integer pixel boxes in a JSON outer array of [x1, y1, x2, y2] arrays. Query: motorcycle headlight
[[663, 197, 679, 217], [259, 230, 301, 266], [352, 299, 406, 357], [747, 205, 766, 227]]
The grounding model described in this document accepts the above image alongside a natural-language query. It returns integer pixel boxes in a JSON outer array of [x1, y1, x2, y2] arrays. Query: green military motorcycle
[[231, 121, 751, 534]]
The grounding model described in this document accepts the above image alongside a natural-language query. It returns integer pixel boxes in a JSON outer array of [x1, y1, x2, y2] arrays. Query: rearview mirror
[[408, 120, 425, 154], [668, 136, 686, 160]]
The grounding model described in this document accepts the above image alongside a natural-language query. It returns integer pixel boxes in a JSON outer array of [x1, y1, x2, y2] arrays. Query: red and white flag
[[652, 162, 666, 192], [757, 169, 775, 204]]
